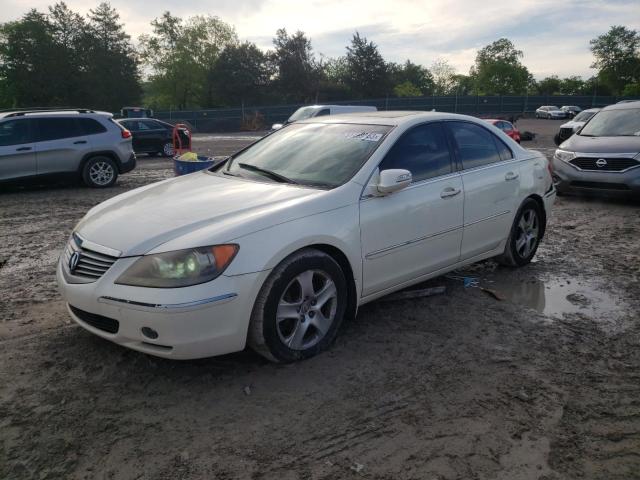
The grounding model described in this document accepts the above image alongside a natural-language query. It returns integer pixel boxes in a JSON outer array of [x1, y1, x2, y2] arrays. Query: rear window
[[77, 118, 107, 135], [34, 118, 81, 141]]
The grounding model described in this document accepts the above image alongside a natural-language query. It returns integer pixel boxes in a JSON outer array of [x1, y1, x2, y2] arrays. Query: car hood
[[561, 134, 640, 154], [75, 171, 329, 256]]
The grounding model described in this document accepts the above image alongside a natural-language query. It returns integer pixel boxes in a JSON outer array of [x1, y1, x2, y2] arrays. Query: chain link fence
[[155, 95, 639, 133]]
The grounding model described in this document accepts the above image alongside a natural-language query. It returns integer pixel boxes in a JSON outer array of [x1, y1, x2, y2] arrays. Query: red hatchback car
[[485, 119, 521, 143]]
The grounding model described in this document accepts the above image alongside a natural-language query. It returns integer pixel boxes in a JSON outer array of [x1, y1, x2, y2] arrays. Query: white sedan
[[57, 112, 556, 362]]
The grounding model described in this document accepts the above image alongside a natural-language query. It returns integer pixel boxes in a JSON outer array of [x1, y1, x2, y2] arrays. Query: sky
[[2, 0, 639, 79]]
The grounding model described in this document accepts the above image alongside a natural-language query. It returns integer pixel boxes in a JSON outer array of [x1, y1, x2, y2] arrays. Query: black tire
[[82, 156, 118, 188], [248, 248, 348, 363], [497, 198, 544, 267]]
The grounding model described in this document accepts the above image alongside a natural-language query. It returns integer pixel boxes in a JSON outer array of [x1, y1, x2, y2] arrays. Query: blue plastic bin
[[173, 155, 216, 176]]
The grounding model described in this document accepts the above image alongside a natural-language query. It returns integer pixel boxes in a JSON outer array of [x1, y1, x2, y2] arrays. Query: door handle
[[73, 140, 87, 144], [440, 187, 461, 198], [505, 171, 519, 181], [16, 146, 32, 151]]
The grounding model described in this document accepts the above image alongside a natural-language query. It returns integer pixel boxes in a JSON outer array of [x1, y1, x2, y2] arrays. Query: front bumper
[[56, 254, 269, 359], [552, 157, 640, 197]]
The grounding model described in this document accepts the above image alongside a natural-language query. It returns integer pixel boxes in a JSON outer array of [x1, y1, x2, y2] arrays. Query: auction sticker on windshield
[[345, 132, 384, 142]]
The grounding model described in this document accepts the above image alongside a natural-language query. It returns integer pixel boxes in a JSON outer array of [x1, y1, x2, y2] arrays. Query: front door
[[359, 122, 464, 297], [0, 118, 36, 181]]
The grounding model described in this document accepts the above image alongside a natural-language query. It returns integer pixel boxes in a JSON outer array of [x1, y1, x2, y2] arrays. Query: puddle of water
[[480, 275, 629, 321]]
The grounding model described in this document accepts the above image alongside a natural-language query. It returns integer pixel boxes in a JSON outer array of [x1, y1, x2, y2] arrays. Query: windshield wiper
[[237, 163, 298, 184]]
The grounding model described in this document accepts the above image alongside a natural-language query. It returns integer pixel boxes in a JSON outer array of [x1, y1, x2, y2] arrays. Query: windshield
[[223, 123, 391, 188], [579, 108, 640, 137], [287, 107, 320, 123], [573, 110, 596, 122]]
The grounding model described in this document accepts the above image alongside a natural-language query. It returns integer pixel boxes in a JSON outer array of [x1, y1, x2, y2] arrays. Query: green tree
[[209, 42, 271, 106], [85, 2, 141, 111], [393, 81, 422, 97], [559, 76, 586, 95], [140, 12, 237, 109], [590, 26, 640, 94], [344, 32, 391, 98], [270, 29, 322, 103], [472, 38, 530, 94], [450, 74, 475, 95], [391, 60, 434, 95], [430, 58, 456, 95], [536, 75, 561, 95]]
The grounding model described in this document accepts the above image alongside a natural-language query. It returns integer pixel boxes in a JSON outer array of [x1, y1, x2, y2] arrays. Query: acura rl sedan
[[57, 111, 556, 362]]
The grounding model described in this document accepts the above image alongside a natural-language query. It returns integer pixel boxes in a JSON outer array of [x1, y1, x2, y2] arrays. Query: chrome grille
[[64, 235, 118, 281], [569, 157, 640, 172]]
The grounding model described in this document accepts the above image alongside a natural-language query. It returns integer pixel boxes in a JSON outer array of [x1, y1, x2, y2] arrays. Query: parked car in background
[[0, 109, 135, 188], [561, 105, 582, 118], [554, 108, 601, 145], [117, 118, 190, 157], [484, 119, 521, 143], [535, 106, 567, 119], [120, 106, 153, 118], [271, 105, 377, 130], [57, 111, 555, 362], [552, 101, 640, 197]]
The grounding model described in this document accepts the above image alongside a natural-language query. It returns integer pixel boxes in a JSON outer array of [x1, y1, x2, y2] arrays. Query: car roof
[[298, 110, 484, 126], [603, 100, 640, 110], [0, 109, 111, 119]]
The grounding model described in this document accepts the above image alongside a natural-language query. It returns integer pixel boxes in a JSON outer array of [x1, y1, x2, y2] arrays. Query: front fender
[[223, 203, 362, 295]]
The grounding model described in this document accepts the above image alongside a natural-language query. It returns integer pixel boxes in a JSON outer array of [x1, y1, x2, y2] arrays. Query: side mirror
[[271, 123, 283, 130], [377, 169, 412, 195]]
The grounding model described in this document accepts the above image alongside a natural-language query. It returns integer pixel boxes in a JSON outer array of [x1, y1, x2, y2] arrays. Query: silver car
[[553, 101, 640, 197], [0, 109, 136, 188]]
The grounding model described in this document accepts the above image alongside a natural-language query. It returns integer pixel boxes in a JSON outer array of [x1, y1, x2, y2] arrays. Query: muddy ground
[[1, 119, 639, 479]]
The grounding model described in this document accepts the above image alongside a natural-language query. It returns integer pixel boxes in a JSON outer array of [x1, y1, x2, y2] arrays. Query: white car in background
[[554, 108, 601, 145], [271, 105, 377, 130], [535, 106, 567, 119], [57, 111, 555, 362]]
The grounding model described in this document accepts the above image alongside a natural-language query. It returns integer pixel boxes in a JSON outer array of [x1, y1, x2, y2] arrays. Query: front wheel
[[248, 249, 348, 362], [497, 199, 544, 267], [82, 156, 118, 188]]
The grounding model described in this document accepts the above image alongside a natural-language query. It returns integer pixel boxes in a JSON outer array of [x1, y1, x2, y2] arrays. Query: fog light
[[141, 327, 158, 339]]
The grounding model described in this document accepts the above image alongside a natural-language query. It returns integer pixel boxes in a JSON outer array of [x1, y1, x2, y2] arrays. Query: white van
[[272, 105, 377, 130]]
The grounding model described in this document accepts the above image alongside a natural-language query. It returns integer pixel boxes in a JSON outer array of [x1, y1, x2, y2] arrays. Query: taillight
[[121, 129, 132, 139]]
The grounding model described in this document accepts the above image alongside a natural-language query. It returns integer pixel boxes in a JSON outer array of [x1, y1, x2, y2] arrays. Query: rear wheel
[[82, 156, 118, 188], [248, 249, 348, 362], [498, 199, 544, 267]]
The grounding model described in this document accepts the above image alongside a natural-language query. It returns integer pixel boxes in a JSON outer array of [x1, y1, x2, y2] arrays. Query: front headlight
[[116, 244, 238, 288], [554, 149, 576, 163]]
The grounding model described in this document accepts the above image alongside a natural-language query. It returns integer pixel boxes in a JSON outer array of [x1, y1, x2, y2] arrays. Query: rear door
[[445, 121, 521, 261], [0, 118, 37, 180], [34, 117, 93, 174]]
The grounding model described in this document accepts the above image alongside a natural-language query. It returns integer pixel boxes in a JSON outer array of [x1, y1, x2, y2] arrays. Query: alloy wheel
[[276, 269, 337, 350], [163, 143, 175, 156], [89, 161, 115, 186], [515, 208, 539, 259]]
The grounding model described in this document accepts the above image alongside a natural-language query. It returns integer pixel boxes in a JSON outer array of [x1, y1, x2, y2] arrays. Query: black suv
[[117, 118, 190, 157]]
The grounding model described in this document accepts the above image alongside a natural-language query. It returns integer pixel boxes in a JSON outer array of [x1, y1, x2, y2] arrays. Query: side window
[[379, 123, 453, 182], [315, 109, 331, 117], [494, 136, 513, 161], [35, 118, 82, 142], [137, 121, 152, 130], [447, 122, 502, 169], [140, 120, 160, 130], [0, 119, 33, 146], [77, 118, 107, 135]]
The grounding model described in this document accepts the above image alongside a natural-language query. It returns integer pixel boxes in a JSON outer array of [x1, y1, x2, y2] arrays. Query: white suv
[[0, 109, 136, 188]]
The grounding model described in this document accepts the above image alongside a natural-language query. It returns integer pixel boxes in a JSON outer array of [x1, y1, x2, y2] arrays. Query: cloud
[[1, 0, 638, 78]]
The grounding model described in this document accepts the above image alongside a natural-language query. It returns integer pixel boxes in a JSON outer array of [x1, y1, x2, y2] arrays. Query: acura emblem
[[595, 158, 607, 168], [68, 251, 80, 272]]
